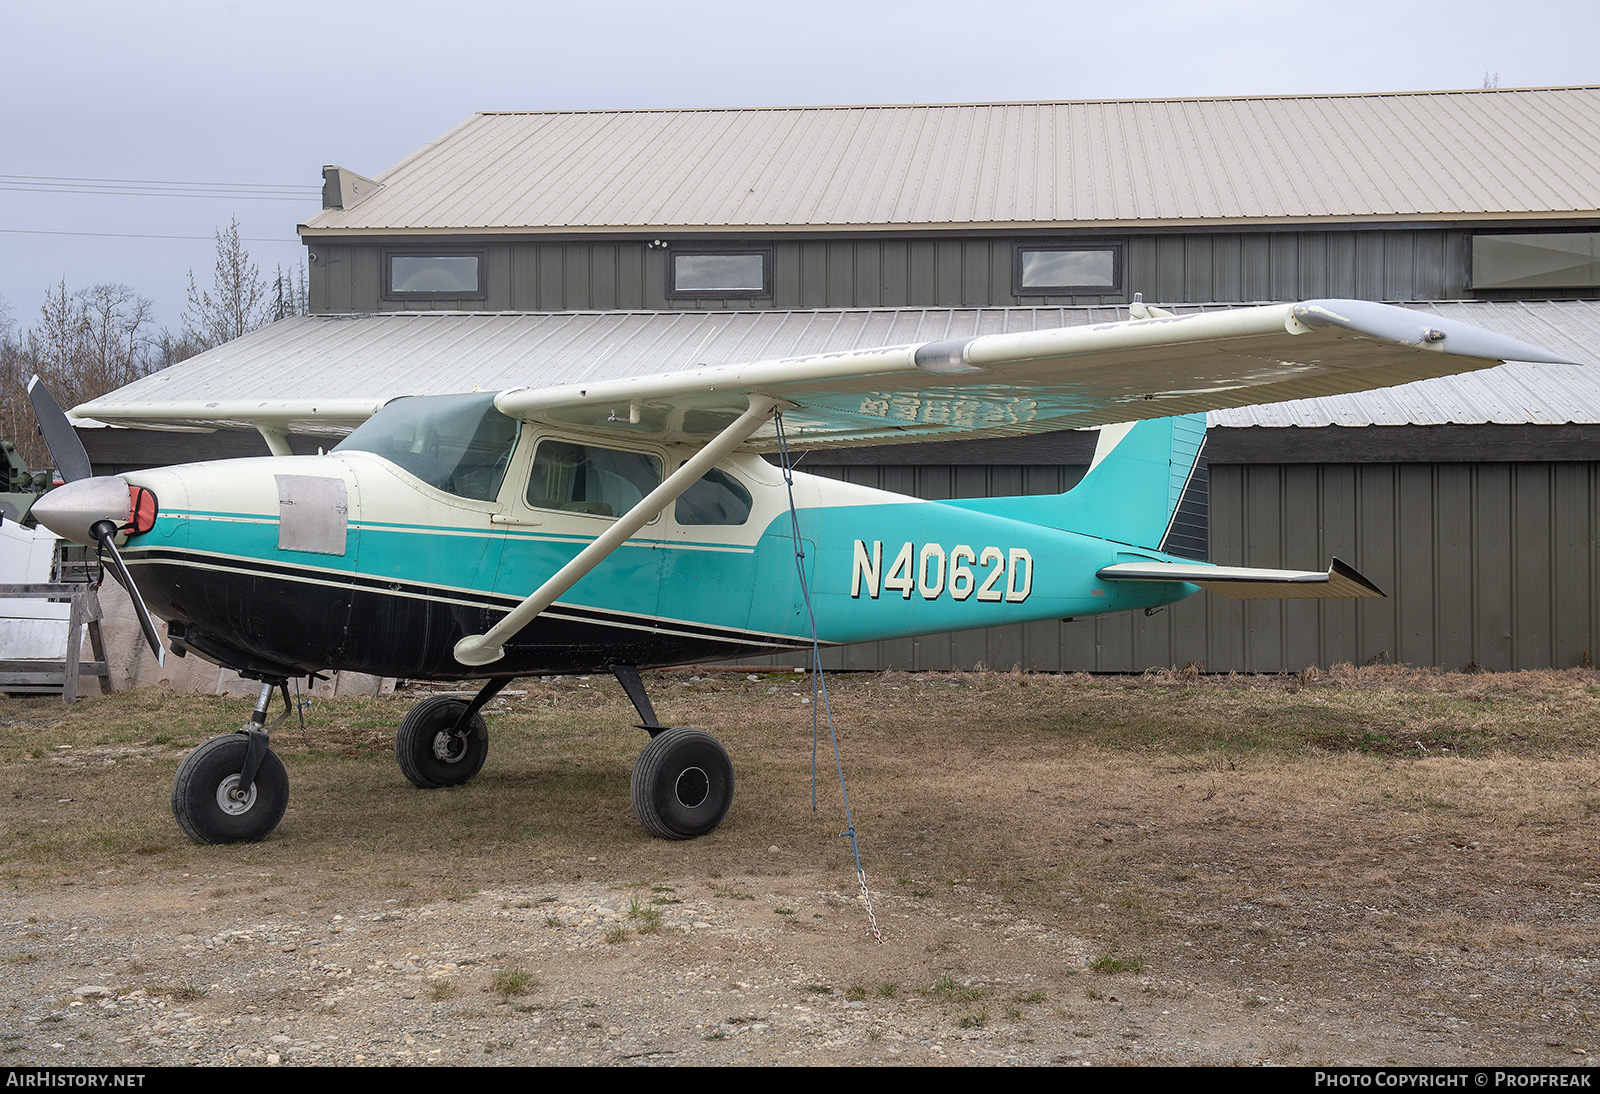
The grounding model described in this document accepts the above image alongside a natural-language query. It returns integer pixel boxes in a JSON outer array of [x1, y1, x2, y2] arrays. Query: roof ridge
[[471, 88, 1600, 116]]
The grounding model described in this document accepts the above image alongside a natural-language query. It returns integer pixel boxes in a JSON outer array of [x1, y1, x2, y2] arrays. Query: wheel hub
[[674, 766, 709, 809], [431, 731, 467, 763], [215, 774, 257, 816]]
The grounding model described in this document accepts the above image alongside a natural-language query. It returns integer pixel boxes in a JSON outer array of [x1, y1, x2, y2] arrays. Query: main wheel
[[396, 696, 488, 789], [631, 727, 734, 840], [171, 734, 289, 844]]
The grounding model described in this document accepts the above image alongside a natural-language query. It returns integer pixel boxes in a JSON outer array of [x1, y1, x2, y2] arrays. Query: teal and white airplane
[[26, 299, 1568, 845]]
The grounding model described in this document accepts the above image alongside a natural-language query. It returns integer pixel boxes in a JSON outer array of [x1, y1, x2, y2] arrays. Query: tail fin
[[1063, 413, 1209, 558], [948, 413, 1209, 558]]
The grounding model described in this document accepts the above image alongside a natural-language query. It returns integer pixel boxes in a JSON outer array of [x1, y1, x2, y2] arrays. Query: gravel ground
[[0, 866, 1541, 1068]]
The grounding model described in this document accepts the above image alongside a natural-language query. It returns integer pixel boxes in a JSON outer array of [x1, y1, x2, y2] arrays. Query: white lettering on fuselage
[[851, 540, 1032, 603]]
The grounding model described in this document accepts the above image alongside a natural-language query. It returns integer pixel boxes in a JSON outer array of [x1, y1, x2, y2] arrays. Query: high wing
[[491, 299, 1573, 449]]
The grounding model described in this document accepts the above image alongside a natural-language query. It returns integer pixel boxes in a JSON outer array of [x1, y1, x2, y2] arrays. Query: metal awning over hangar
[[78, 300, 1600, 437]]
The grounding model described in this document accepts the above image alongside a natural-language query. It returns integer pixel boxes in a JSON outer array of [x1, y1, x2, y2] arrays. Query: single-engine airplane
[[23, 298, 1571, 845]]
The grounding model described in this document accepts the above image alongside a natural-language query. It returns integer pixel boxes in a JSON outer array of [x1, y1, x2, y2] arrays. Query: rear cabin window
[[675, 467, 752, 526], [333, 392, 518, 502], [526, 441, 662, 518]]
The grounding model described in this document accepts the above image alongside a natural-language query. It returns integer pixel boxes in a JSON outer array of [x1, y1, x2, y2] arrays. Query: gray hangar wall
[[736, 440, 1600, 674]]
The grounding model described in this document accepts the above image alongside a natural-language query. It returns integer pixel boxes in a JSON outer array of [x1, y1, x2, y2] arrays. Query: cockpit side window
[[675, 466, 753, 526], [333, 392, 519, 502], [526, 441, 662, 518]]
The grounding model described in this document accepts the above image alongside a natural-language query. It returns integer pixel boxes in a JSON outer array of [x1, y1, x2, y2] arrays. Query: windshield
[[334, 392, 519, 502]]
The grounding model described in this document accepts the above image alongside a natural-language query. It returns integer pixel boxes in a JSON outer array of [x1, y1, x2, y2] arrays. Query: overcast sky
[[5, 0, 1598, 334]]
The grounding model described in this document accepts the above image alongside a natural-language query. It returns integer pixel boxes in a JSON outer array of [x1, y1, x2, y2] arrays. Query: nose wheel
[[171, 680, 291, 843], [172, 735, 288, 843]]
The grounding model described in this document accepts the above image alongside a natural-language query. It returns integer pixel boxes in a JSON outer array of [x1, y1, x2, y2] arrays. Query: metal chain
[[857, 867, 885, 944]]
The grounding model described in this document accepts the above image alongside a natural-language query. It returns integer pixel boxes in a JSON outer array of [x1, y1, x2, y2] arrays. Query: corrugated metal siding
[[737, 460, 1600, 673], [1211, 300, 1600, 426], [86, 300, 1600, 429], [302, 90, 1600, 234], [311, 230, 1476, 314]]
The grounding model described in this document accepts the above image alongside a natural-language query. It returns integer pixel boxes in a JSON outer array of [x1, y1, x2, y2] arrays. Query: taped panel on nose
[[275, 475, 348, 556]]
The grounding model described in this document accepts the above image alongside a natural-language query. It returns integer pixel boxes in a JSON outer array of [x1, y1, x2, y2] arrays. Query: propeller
[[26, 376, 166, 666], [24, 377, 93, 484]]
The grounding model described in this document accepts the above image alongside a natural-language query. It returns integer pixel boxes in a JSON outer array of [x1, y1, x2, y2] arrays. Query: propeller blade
[[91, 519, 165, 667], [26, 376, 93, 484]]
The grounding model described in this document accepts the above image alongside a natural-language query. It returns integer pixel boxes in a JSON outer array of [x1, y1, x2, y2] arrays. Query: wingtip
[[1294, 300, 1576, 366]]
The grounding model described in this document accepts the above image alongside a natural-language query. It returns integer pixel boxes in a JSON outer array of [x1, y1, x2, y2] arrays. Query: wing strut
[[453, 395, 782, 667]]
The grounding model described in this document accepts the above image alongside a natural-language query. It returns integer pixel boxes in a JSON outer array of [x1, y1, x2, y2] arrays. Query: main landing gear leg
[[612, 665, 734, 841], [395, 677, 505, 789], [171, 680, 291, 844]]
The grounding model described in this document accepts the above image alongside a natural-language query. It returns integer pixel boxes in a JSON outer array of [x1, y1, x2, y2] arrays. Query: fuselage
[[88, 395, 1200, 679]]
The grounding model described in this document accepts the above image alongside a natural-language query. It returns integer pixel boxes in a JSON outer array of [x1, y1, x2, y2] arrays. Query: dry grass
[[3, 665, 1598, 1051]]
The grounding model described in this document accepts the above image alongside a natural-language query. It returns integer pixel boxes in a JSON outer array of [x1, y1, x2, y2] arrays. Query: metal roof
[[78, 300, 1600, 435], [301, 89, 1600, 236]]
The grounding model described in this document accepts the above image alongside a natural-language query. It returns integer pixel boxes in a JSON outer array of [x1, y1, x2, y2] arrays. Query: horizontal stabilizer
[[1097, 557, 1384, 600]]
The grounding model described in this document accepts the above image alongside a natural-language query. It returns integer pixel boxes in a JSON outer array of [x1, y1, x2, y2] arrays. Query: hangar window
[[1013, 243, 1122, 295], [669, 249, 772, 298], [1472, 233, 1600, 290], [527, 441, 662, 518], [384, 252, 486, 299]]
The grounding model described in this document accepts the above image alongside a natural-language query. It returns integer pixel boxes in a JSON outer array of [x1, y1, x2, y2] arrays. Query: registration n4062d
[[850, 540, 1033, 603]]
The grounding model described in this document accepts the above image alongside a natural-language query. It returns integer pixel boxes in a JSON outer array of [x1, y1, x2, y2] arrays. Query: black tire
[[631, 727, 734, 840], [171, 734, 289, 844], [396, 696, 488, 789]]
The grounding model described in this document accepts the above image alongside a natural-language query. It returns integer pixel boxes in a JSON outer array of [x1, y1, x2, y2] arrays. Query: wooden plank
[[3, 672, 71, 687], [0, 584, 93, 599], [0, 660, 107, 675], [64, 592, 83, 703]]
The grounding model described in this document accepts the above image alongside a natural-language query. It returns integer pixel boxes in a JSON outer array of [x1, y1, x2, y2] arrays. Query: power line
[[0, 227, 300, 243], [0, 174, 321, 202], [5, 174, 316, 189]]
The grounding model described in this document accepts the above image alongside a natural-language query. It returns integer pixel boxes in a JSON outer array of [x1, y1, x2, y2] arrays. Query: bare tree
[[78, 283, 156, 396], [0, 281, 161, 468], [0, 295, 34, 467], [182, 217, 268, 351]]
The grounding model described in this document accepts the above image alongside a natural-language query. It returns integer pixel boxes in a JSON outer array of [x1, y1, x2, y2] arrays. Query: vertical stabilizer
[[1064, 413, 1208, 557], [946, 413, 1209, 558]]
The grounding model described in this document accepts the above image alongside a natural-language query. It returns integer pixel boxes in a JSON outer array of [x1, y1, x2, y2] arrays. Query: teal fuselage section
[[129, 490, 1196, 677], [800, 500, 1193, 644]]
